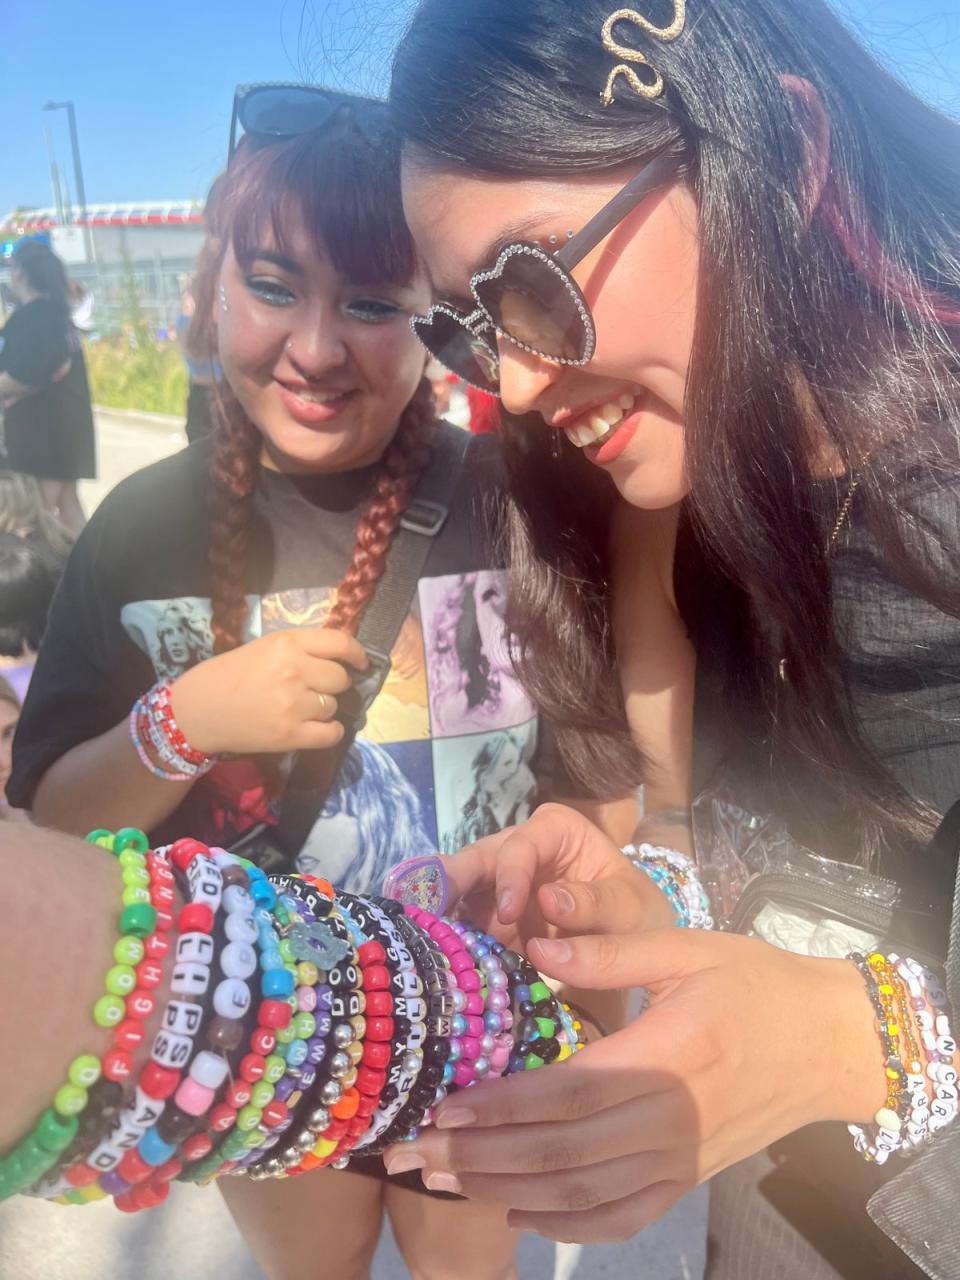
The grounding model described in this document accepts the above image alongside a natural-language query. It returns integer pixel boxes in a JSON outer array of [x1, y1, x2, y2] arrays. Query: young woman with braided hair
[[7, 94, 632, 1279]]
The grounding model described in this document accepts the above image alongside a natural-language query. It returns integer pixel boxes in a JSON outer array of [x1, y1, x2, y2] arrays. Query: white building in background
[[0, 201, 207, 334], [1, 200, 205, 265]]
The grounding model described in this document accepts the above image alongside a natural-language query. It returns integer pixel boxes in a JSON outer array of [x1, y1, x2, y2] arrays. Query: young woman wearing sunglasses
[[385, 0, 960, 1274], [7, 90, 631, 1278]]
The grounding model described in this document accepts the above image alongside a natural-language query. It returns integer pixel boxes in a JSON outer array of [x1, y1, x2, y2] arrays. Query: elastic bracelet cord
[[129, 683, 217, 783], [622, 843, 714, 929], [848, 950, 957, 1164], [10, 830, 174, 1206], [337, 896, 421, 1158], [245, 894, 365, 1180]]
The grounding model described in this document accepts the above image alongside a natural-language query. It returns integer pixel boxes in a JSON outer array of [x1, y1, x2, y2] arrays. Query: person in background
[[0, 534, 60, 703], [0, 673, 21, 804], [0, 240, 96, 535], [0, 470, 74, 573]]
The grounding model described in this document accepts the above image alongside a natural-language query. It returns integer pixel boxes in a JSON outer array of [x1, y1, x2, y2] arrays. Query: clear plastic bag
[[691, 785, 900, 959]]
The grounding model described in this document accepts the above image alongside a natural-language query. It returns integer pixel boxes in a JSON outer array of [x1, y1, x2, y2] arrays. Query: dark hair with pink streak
[[391, 0, 960, 861]]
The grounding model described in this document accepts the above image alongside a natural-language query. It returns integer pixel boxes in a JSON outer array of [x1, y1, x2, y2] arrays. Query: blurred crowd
[[0, 470, 72, 805]]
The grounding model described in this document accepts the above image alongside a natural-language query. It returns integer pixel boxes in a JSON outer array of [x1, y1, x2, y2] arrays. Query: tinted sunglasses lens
[[239, 86, 338, 138], [413, 313, 499, 393], [474, 253, 588, 361]]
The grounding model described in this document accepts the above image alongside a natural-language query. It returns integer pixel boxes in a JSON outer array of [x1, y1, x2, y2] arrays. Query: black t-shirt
[[10, 428, 563, 887], [680, 465, 960, 877]]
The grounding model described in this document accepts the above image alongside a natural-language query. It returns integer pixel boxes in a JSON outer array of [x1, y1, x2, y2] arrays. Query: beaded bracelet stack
[[129, 682, 218, 782], [848, 949, 957, 1165], [622, 843, 714, 929], [1, 829, 586, 1211]]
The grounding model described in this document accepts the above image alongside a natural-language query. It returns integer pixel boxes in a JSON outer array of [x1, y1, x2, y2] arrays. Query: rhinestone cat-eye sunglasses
[[410, 152, 674, 395]]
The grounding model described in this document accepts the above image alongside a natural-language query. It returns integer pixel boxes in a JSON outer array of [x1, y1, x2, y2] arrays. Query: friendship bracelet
[[622, 843, 714, 929]]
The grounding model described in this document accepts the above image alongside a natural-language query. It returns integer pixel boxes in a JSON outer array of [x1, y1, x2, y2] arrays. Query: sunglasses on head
[[227, 82, 388, 161], [411, 152, 675, 396]]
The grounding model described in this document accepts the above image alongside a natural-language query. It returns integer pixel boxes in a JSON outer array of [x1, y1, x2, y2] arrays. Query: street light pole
[[43, 100, 95, 264]]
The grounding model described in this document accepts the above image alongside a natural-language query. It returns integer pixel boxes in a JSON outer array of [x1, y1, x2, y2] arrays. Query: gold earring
[[600, 2, 686, 105]]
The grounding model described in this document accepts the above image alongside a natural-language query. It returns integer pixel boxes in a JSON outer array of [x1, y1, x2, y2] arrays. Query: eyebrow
[[241, 249, 304, 275], [465, 209, 565, 279]]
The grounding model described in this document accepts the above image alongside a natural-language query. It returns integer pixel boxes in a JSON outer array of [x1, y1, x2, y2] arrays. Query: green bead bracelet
[[0, 827, 155, 1201]]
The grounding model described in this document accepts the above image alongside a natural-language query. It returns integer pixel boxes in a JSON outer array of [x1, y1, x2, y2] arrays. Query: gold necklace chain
[[778, 475, 860, 682]]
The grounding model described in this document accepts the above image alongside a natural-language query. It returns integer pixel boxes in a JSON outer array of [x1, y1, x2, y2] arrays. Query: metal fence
[[0, 255, 198, 337]]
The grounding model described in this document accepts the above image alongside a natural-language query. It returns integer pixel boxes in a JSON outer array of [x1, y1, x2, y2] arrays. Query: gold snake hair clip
[[601, 1, 686, 104]]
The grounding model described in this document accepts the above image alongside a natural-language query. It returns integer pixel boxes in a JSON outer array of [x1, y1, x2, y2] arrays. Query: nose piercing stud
[[219, 284, 229, 314]]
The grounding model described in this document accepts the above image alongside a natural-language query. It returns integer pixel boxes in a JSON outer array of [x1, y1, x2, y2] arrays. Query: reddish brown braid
[[325, 375, 436, 635], [208, 383, 262, 654], [208, 375, 437, 654]]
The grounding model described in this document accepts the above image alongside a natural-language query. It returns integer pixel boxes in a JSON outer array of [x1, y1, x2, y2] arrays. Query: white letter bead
[[225, 913, 258, 944], [223, 885, 254, 915], [171, 961, 211, 995], [928, 986, 948, 1006], [163, 999, 203, 1036], [936, 1084, 958, 1102], [131, 1088, 164, 1128], [213, 977, 251, 1019], [87, 1140, 123, 1172], [221, 941, 258, 980], [917, 1010, 934, 1031], [152, 1029, 193, 1069], [176, 932, 215, 964], [937, 1065, 959, 1086], [909, 1072, 929, 1090], [938, 1036, 957, 1055], [190, 1050, 230, 1089]]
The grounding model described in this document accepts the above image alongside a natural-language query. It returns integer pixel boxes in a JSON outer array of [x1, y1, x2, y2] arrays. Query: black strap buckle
[[400, 499, 449, 537]]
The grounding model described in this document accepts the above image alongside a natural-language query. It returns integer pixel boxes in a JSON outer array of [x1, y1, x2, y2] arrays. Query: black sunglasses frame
[[412, 151, 676, 395], [227, 82, 388, 162]]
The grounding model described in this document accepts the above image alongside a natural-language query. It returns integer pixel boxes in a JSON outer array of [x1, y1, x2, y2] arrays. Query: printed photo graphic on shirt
[[262, 587, 429, 743], [434, 723, 538, 854], [120, 595, 262, 681], [295, 738, 436, 893], [419, 570, 536, 738]]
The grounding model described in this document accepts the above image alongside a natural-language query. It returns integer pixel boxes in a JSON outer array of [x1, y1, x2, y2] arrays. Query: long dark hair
[[390, 0, 960, 860], [11, 240, 72, 326], [188, 113, 436, 654]]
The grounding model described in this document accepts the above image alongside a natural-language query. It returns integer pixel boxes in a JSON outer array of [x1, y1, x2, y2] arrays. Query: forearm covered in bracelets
[[848, 949, 957, 1164], [0, 827, 587, 1211]]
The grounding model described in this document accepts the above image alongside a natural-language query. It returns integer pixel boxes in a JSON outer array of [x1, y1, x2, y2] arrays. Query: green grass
[[85, 333, 189, 417]]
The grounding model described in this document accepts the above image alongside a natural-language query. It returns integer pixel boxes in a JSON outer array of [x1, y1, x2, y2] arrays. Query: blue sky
[[2, 0, 958, 214]]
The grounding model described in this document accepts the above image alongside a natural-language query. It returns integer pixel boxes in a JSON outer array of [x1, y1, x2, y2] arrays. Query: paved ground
[[5, 409, 709, 1279]]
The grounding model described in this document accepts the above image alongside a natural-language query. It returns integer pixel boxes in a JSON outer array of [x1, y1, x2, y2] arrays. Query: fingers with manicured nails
[[444, 826, 518, 908], [426, 1150, 675, 1213], [509, 1180, 684, 1244], [537, 869, 674, 935], [527, 927, 714, 992], [386, 1090, 681, 1178]]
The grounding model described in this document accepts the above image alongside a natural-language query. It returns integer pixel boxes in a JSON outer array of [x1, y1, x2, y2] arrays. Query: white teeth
[[599, 402, 625, 427], [589, 414, 611, 439], [563, 424, 594, 448], [619, 393, 636, 411]]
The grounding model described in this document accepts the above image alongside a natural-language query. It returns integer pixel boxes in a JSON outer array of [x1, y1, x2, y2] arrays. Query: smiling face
[[402, 158, 700, 508], [217, 208, 431, 475]]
